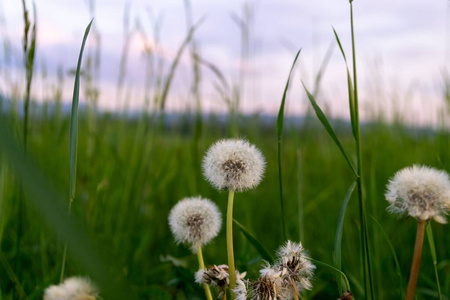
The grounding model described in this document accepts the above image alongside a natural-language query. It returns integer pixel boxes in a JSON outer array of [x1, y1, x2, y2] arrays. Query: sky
[[0, 0, 449, 126]]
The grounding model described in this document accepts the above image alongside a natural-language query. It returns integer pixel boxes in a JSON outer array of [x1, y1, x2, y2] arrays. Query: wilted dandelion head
[[44, 277, 98, 300], [276, 240, 315, 291], [195, 265, 247, 300], [169, 196, 222, 252], [202, 139, 265, 192], [385, 165, 450, 223], [250, 266, 285, 300]]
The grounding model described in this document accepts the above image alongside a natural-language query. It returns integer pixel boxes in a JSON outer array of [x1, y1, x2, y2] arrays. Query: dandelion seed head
[[44, 277, 98, 300], [250, 269, 285, 300], [276, 240, 315, 291], [197, 265, 246, 299], [168, 196, 222, 252], [202, 139, 265, 192], [385, 165, 450, 223]]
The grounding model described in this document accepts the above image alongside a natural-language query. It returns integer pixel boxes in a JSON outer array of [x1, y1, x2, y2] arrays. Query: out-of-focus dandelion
[[385, 165, 450, 300], [203, 138, 265, 300], [385, 165, 450, 223], [195, 264, 247, 300], [43, 277, 98, 300], [169, 196, 222, 300]]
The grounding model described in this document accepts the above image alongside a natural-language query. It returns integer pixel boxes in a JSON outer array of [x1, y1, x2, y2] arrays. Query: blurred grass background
[[0, 0, 450, 299]]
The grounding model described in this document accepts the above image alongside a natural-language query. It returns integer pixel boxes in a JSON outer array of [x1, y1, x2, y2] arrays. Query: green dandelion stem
[[227, 189, 236, 300], [405, 220, 426, 300], [196, 245, 213, 300]]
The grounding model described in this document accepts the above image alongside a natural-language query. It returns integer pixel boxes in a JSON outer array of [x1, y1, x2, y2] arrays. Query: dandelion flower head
[[385, 165, 450, 223], [169, 196, 222, 252], [44, 277, 98, 300], [202, 139, 265, 192]]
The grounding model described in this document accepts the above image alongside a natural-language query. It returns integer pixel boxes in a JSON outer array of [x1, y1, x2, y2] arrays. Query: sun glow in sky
[[1, 0, 449, 126]]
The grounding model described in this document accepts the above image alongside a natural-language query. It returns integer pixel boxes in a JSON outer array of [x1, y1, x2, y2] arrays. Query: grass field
[[1, 1, 450, 299], [0, 108, 449, 299]]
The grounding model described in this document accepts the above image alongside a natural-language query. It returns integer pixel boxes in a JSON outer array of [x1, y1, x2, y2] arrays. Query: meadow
[[0, 1, 450, 300]]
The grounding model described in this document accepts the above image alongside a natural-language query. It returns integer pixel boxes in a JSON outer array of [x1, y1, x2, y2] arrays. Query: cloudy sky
[[1, 0, 449, 125]]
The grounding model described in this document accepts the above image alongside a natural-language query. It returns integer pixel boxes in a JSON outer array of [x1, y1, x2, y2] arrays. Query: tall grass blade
[[332, 28, 357, 139], [310, 258, 351, 293], [301, 82, 357, 176], [159, 17, 204, 111], [349, 2, 374, 298], [277, 49, 301, 241], [426, 223, 442, 300], [370, 215, 404, 299], [0, 119, 137, 300], [334, 180, 356, 294], [61, 18, 94, 282], [233, 219, 274, 264]]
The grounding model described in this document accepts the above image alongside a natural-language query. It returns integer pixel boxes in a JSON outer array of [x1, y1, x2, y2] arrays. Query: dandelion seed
[[385, 165, 450, 223], [202, 139, 265, 192], [168, 196, 222, 252], [250, 266, 285, 300], [44, 277, 98, 300]]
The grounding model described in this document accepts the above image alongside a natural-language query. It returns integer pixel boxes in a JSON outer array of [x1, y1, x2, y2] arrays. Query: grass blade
[[426, 223, 442, 300], [233, 219, 274, 264], [334, 180, 356, 294], [159, 17, 204, 111], [370, 215, 404, 299], [69, 19, 93, 201], [332, 28, 357, 139], [0, 119, 137, 300], [310, 258, 351, 293], [301, 82, 357, 176], [276, 49, 301, 241], [61, 18, 94, 282]]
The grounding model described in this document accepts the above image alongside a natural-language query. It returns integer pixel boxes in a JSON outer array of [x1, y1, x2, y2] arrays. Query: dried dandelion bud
[[276, 240, 315, 291], [195, 264, 247, 299], [385, 165, 450, 223], [202, 139, 265, 192], [168, 196, 222, 252], [44, 277, 98, 300]]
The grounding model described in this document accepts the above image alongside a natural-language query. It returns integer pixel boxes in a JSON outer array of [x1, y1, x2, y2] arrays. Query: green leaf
[[301, 82, 357, 176], [233, 219, 274, 263], [334, 180, 356, 294], [426, 223, 442, 300], [277, 49, 301, 241], [69, 19, 93, 200], [370, 215, 404, 299]]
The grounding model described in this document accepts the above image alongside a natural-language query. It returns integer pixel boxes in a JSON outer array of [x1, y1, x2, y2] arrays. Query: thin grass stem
[[196, 245, 213, 300], [426, 223, 442, 300], [227, 189, 236, 300], [405, 220, 426, 300], [349, 2, 374, 299]]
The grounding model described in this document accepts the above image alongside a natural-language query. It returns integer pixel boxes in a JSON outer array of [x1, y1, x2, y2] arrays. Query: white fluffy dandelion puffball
[[202, 139, 266, 192], [169, 196, 222, 252], [385, 165, 450, 223], [44, 277, 98, 300]]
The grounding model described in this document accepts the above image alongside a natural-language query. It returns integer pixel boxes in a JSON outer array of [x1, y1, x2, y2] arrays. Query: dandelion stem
[[227, 189, 236, 300], [291, 278, 299, 300], [405, 220, 426, 300], [196, 245, 213, 300]]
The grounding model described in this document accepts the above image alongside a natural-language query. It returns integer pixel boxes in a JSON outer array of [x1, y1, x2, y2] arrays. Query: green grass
[[0, 109, 449, 299]]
